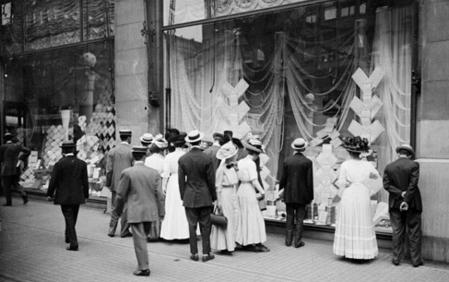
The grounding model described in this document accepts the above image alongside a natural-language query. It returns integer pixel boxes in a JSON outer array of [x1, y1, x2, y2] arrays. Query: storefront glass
[[1, 0, 115, 200], [164, 0, 416, 233]]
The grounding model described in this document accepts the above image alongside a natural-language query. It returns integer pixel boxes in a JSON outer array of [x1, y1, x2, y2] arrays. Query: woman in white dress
[[144, 135, 168, 241], [160, 133, 190, 240], [333, 137, 381, 260], [210, 141, 240, 254], [235, 138, 269, 252]]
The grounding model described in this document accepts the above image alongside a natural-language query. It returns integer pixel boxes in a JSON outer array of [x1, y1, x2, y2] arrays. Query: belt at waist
[[222, 184, 236, 188], [240, 181, 252, 184]]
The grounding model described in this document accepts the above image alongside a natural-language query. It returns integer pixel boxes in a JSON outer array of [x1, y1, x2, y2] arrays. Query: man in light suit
[[1, 132, 30, 206], [47, 142, 89, 251], [115, 146, 165, 276], [203, 132, 224, 170], [384, 144, 423, 267], [279, 138, 313, 248], [178, 130, 216, 262], [107, 129, 133, 237]]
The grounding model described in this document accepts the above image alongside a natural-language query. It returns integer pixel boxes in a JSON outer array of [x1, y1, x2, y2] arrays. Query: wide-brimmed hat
[[243, 138, 263, 154], [185, 130, 203, 143], [139, 133, 154, 145], [132, 146, 148, 154], [153, 135, 168, 149], [291, 138, 307, 151], [119, 129, 132, 137], [342, 136, 370, 153], [396, 144, 414, 156], [216, 141, 238, 160]]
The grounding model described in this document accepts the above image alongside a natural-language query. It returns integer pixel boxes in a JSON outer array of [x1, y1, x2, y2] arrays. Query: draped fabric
[[371, 6, 413, 172], [166, 6, 414, 181]]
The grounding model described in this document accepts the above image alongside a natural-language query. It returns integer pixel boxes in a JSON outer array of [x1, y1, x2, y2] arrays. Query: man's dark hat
[[119, 129, 132, 137], [132, 146, 148, 154], [60, 142, 76, 150]]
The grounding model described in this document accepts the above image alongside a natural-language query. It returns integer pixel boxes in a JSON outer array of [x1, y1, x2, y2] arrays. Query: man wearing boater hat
[[106, 129, 133, 237], [115, 146, 165, 276], [178, 130, 216, 262], [383, 144, 423, 267], [47, 142, 89, 251], [203, 132, 225, 170], [279, 138, 313, 248]]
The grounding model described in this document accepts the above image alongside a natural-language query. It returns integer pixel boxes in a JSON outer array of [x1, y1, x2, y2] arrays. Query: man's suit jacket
[[116, 162, 165, 223], [47, 155, 89, 205], [105, 142, 133, 192], [178, 147, 216, 208], [383, 157, 422, 212], [0, 142, 30, 176], [279, 153, 314, 205], [203, 144, 220, 170]]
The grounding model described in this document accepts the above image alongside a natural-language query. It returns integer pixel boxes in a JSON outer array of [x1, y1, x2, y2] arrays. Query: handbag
[[210, 206, 227, 228], [256, 193, 267, 211]]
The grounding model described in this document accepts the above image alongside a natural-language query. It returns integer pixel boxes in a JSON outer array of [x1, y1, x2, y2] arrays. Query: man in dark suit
[[178, 130, 216, 262], [383, 144, 423, 267], [203, 132, 224, 170], [279, 138, 313, 248], [1, 132, 30, 206], [106, 129, 133, 237], [115, 146, 165, 277], [47, 142, 89, 251]]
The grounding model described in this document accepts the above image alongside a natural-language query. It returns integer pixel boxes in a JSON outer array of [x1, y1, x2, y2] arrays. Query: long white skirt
[[211, 187, 240, 251], [160, 174, 189, 240], [333, 183, 378, 259], [235, 183, 266, 246]]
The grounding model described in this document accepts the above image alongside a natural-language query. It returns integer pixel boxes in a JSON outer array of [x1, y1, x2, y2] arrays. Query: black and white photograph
[[0, 0, 448, 281]]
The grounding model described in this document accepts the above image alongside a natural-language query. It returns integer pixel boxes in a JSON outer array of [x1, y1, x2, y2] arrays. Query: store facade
[[0, 0, 116, 200]]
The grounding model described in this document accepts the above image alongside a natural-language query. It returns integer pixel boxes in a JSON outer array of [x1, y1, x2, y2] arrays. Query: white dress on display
[[333, 159, 380, 259], [235, 156, 267, 246], [160, 148, 190, 240]]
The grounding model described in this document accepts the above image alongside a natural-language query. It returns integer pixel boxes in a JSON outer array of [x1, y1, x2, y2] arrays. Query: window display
[[164, 0, 416, 233]]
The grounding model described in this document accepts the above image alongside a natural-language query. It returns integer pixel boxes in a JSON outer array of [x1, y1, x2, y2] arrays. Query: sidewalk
[[0, 199, 448, 282]]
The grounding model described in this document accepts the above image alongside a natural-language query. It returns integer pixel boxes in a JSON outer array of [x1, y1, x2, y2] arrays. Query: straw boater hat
[[119, 129, 132, 137], [216, 141, 238, 160], [291, 138, 307, 151], [139, 133, 154, 146], [243, 138, 263, 154], [396, 144, 414, 156], [185, 130, 204, 143]]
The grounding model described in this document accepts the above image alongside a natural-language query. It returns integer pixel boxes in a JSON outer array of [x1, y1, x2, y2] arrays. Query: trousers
[[185, 206, 213, 255], [389, 208, 423, 265], [109, 195, 130, 236], [2, 175, 26, 205], [61, 205, 80, 248], [286, 204, 306, 243], [131, 222, 152, 270]]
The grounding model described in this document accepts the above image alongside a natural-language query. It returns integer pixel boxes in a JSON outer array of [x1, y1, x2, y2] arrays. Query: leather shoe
[[3, 203, 12, 206], [133, 269, 150, 276], [294, 241, 305, 248], [120, 232, 132, 238], [22, 194, 28, 205], [66, 246, 79, 251], [392, 258, 400, 266], [190, 254, 199, 261], [202, 253, 215, 262], [413, 261, 423, 268]]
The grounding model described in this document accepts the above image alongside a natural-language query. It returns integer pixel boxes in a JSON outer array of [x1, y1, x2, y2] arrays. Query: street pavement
[[0, 198, 448, 282]]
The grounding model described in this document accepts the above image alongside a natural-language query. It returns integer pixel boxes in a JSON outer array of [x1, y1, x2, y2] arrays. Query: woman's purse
[[210, 205, 227, 228], [256, 193, 267, 211]]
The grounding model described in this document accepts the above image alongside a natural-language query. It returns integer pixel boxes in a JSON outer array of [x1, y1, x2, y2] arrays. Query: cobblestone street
[[0, 199, 448, 282]]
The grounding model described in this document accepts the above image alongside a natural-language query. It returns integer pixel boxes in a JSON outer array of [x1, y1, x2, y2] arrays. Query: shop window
[[163, 1, 416, 233], [1, 1, 12, 25]]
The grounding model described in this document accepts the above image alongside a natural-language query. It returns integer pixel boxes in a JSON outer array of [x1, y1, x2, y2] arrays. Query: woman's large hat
[[152, 135, 168, 149], [243, 138, 263, 153], [185, 130, 203, 143], [291, 138, 307, 151], [216, 141, 238, 160], [342, 136, 370, 153], [396, 144, 414, 156]]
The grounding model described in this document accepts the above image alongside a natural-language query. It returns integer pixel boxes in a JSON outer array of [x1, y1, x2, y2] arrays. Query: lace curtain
[[372, 6, 413, 172]]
